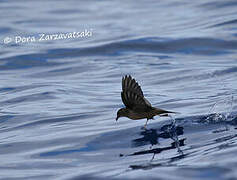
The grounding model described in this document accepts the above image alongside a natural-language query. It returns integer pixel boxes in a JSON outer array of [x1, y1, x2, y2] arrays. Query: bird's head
[[116, 108, 128, 121]]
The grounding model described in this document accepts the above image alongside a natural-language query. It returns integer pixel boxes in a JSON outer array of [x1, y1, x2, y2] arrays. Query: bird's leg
[[143, 119, 149, 130]]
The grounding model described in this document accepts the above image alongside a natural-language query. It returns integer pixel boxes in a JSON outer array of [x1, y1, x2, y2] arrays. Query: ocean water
[[0, 0, 237, 179]]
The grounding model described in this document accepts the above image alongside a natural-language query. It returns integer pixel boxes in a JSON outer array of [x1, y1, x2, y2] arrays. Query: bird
[[116, 75, 175, 129]]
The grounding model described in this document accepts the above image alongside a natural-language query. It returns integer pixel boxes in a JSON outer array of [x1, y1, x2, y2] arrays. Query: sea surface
[[0, 0, 237, 179]]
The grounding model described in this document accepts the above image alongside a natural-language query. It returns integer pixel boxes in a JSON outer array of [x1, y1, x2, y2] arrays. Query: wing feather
[[121, 75, 152, 111]]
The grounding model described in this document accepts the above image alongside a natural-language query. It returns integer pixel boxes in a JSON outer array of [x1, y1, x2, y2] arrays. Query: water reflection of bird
[[116, 75, 176, 129], [132, 125, 184, 147], [132, 129, 159, 147]]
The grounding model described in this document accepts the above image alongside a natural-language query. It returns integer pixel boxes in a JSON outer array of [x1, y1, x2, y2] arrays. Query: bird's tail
[[154, 107, 178, 116]]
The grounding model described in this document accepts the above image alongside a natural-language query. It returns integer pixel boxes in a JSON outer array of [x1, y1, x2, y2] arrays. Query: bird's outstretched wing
[[121, 75, 152, 111]]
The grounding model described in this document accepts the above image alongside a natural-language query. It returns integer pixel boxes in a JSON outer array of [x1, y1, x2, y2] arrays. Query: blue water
[[1, 0, 237, 179]]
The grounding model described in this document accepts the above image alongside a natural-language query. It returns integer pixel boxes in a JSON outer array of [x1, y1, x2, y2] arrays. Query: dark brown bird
[[116, 75, 175, 129]]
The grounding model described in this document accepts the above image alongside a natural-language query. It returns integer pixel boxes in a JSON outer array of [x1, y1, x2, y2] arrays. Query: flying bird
[[116, 75, 175, 129]]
